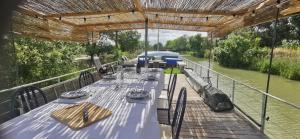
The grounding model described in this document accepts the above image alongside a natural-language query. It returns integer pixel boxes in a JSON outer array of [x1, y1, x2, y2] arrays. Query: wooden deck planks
[[159, 74, 267, 139]]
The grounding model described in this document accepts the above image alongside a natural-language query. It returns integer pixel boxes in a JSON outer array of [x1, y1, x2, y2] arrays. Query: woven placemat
[[51, 102, 112, 130]]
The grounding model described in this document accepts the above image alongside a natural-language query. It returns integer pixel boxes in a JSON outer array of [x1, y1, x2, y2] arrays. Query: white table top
[[0, 69, 164, 139]]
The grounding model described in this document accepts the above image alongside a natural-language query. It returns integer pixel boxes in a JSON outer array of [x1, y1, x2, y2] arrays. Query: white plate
[[126, 90, 149, 99], [149, 68, 158, 72], [60, 91, 88, 99], [147, 75, 157, 81]]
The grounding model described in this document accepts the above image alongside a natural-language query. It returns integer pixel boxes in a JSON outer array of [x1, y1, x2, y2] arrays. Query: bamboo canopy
[[10, 0, 300, 42]]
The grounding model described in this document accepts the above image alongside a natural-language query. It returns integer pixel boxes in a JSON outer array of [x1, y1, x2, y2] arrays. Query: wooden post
[[145, 18, 149, 68], [157, 27, 160, 51], [115, 31, 118, 48], [207, 32, 213, 79], [261, 0, 280, 132]]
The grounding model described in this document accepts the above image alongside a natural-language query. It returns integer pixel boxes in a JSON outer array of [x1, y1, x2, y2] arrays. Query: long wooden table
[[0, 68, 164, 139]]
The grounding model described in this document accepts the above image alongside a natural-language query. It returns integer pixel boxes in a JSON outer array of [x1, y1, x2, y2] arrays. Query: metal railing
[[182, 57, 300, 139], [0, 61, 118, 123]]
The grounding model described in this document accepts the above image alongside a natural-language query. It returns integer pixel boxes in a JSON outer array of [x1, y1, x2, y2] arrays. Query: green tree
[[117, 31, 141, 52], [165, 35, 189, 52], [214, 28, 266, 68], [290, 14, 300, 41], [153, 42, 163, 51], [253, 14, 300, 47], [189, 34, 206, 57], [14, 36, 85, 84]]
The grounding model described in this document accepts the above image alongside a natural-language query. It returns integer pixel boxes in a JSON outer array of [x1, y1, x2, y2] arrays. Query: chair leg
[[168, 110, 170, 125]]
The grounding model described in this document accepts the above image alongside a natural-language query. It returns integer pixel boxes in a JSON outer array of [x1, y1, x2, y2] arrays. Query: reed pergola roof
[[11, 0, 300, 42]]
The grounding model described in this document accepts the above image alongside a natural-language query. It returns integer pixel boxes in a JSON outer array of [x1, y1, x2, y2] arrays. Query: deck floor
[[158, 74, 267, 139]]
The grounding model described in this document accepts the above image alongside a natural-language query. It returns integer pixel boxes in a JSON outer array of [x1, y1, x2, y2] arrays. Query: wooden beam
[[16, 7, 77, 27], [16, 7, 45, 17], [281, 0, 300, 16], [149, 21, 218, 27], [48, 17, 78, 26], [134, 0, 146, 20], [81, 22, 214, 32], [46, 10, 131, 18], [78, 20, 145, 27], [145, 8, 246, 16], [77, 19, 220, 28]]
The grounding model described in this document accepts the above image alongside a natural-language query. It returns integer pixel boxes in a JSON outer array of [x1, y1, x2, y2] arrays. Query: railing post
[[216, 74, 219, 89], [261, 93, 267, 131], [232, 80, 235, 103], [200, 66, 202, 77], [261, 1, 280, 133]]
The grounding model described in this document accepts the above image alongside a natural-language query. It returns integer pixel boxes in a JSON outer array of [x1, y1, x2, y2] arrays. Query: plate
[[103, 74, 117, 79], [60, 91, 88, 99], [146, 75, 157, 81], [149, 68, 158, 72], [126, 90, 149, 99]]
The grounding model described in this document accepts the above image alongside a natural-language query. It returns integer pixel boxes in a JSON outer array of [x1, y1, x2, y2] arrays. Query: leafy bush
[[15, 37, 85, 84], [254, 58, 300, 80], [281, 39, 300, 49], [214, 29, 266, 68], [213, 29, 300, 81]]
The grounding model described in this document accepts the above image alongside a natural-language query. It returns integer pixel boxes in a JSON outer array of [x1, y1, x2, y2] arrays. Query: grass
[[164, 67, 182, 74], [182, 55, 206, 62]]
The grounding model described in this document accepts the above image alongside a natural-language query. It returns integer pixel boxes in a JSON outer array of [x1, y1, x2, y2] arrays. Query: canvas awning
[[10, 0, 300, 42]]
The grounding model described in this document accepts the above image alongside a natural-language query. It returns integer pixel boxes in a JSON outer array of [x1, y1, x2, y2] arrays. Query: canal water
[[185, 57, 300, 139]]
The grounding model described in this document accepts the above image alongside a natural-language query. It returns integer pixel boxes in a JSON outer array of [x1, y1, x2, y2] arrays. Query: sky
[[137, 29, 207, 45]]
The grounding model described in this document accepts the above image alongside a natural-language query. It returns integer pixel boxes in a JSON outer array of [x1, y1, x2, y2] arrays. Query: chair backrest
[[108, 65, 115, 73], [99, 66, 108, 75], [168, 74, 177, 109], [10, 86, 48, 117], [171, 87, 187, 139], [167, 67, 174, 92], [122, 56, 129, 61], [79, 71, 95, 88]]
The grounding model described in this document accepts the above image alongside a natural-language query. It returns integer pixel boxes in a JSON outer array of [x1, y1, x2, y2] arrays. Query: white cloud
[[137, 29, 207, 45]]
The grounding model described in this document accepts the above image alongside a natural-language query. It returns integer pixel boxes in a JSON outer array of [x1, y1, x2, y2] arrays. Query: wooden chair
[[160, 67, 174, 97], [157, 74, 177, 124], [160, 87, 187, 139], [54, 83, 66, 98], [79, 71, 94, 88], [159, 66, 175, 100], [64, 81, 75, 92], [10, 86, 48, 117]]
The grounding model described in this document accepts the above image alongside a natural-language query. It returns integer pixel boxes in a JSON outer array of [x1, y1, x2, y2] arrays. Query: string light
[[67, 12, 212, 21], [276, 0, 282, 8], [251, 10, 256, 17]]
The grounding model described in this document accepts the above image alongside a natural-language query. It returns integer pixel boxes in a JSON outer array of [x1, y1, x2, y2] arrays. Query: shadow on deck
[[159, 74, 267, 139]]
